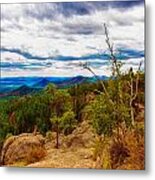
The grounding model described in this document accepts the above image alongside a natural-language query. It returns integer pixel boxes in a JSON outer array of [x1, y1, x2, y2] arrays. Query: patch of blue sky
[[1, 62, 44, 70]]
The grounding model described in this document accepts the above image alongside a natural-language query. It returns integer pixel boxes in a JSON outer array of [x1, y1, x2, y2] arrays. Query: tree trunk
[[55, 121, 59, 149], [130, 102, 135, 126], [130, 76, 135, 126]]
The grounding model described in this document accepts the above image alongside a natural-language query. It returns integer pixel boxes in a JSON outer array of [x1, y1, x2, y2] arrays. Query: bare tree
[[103, 23, 121, 77], [81, 62, 113, 105], [80, 23, 142, 127], [129, 62, 142, 126]]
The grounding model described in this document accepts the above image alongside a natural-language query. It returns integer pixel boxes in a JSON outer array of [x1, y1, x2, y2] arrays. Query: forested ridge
[[0, 71, 144, 169]]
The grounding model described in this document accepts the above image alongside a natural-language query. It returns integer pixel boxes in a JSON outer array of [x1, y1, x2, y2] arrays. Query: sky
[[0, 0, 145, 77]]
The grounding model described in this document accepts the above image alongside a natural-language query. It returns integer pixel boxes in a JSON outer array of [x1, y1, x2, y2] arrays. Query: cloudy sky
[[1, 0, 144, 77]]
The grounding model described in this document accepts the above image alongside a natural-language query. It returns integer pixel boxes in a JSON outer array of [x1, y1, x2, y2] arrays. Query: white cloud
[[1, 2, 144, 77], [1, 51, 27, 63]]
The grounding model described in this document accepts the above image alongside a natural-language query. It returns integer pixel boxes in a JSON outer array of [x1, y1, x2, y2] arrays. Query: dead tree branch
[[129, 61, 142, 126], [104, 23, 120, 77]]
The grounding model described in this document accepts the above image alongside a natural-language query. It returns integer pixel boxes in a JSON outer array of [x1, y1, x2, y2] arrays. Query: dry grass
[[116, 125, 144, 170], [93, 123, 144, 170]]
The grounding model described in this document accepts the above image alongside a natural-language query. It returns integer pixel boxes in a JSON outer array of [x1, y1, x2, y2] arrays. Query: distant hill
[[56, 76, 88, 88], [0, 75, 108, 97], [0, 85, 40, 98], [33, 79, 52, 88], [32, 76, 108, 89], [55, 75, 108, 88]]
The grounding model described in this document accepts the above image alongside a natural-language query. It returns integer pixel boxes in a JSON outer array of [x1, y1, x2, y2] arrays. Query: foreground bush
[[93, 123, 144, 170]]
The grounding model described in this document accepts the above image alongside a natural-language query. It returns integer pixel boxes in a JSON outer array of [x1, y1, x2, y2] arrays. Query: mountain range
[[0, 75, 108, 97]]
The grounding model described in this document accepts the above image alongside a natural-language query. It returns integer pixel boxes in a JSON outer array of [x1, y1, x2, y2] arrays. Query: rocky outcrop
[[0, 133, 46, 166], [63, 121, 96, 149]]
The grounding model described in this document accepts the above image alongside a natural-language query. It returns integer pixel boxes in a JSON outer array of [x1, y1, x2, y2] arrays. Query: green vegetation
[[0, 72, 144, 168], [50, 89, 76, 148], [0, 24, 144, 169], [0, 81, 96, 149]]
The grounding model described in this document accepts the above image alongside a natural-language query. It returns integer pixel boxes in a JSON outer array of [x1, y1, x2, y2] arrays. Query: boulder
[[0, 133, 46, 166], [63, 121, 96, 149]]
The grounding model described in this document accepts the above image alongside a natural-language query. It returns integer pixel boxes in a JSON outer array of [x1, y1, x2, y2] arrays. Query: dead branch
[[104, 23, 120, 77], [129, 61, 142, 125]]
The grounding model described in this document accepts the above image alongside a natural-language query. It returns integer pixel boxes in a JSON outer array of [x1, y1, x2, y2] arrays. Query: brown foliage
[[93, 122, 144, 170], [110, 139, 130, 169], [110, 124, 144, 170]]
